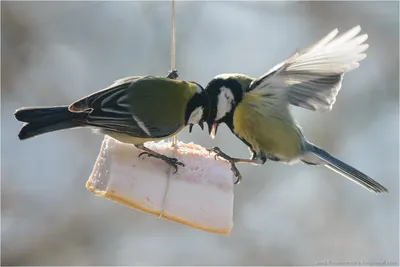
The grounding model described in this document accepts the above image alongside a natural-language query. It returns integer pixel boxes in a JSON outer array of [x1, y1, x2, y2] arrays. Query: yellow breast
[[233, 95, 303, 161]]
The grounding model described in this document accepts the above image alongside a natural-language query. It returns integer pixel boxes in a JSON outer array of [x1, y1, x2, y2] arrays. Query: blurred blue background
[[1, 1, 399, 265]]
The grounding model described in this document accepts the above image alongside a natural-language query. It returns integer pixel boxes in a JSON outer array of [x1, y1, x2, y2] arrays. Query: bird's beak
[[198, 122, 204, 131], [189, 124, 194, 133], [207, 121, 218, 139], [207, 122, 212, 135]]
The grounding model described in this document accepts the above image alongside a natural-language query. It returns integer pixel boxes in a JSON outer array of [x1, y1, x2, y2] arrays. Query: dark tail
[[304, 143, 388, 194], [14, 106, 87, 140]]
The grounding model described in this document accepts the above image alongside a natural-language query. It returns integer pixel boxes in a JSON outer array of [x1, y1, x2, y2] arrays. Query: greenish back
[[127, 76, 196, 137]]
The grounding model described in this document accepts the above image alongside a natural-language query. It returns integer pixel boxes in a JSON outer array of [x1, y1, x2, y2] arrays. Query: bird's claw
[[163, 156, 185, 174], [138, 152, 184, 173], [206, 147, 234, 161], [206, 146, 242, 184], [206, 147, 218, 160], [206, 147, 221, 154], [230, 164, 242, 185], [138, 151, 150, 158], [166, 69, 179, 79]]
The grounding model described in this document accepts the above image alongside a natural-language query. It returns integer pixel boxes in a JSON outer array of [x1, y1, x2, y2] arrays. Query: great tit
[[203, 26, 388, 194], [14, 70, 210, 172]]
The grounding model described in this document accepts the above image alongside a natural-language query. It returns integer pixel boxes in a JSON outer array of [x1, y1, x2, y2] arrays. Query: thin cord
[[171, 0, 177, 148], [170, 0, 176, 74], [159, 0, 177, 218]]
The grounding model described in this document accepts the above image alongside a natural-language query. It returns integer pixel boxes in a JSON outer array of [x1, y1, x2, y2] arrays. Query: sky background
[[1, 1, 399, 265]]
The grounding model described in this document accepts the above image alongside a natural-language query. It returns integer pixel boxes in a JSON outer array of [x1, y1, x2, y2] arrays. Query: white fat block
[[86, 135, 234, 235]]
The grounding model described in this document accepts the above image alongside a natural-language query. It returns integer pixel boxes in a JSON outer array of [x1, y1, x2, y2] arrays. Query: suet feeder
[[86, 136, 235, 235]]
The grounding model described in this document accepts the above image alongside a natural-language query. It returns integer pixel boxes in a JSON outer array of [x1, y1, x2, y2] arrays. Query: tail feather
[[15, 106, 87, 140], [306, 143, 388, 194], [15, 106, 70, 123]]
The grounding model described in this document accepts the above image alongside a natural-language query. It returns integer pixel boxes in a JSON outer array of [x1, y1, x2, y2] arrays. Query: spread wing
[[69, 76, 187, 138], [247, 25, 369, 112]]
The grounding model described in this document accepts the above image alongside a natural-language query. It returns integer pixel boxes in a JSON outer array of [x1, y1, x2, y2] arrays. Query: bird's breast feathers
[[233, 95, 303, 161]]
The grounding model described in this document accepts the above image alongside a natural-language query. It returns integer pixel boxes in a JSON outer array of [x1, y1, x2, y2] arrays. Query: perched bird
[[203, 25, 388, 194], [14, 70, 210, 172]]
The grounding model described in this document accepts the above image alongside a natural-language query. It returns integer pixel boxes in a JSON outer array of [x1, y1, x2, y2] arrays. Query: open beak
[[198, 122, 204, 131], [189, 122, 204, 133], [207, 121, 218, 139]]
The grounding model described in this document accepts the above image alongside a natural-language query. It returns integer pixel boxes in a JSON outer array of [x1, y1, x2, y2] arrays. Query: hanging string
[[171, 0, 177, 148], [159, 0, 177, 218]]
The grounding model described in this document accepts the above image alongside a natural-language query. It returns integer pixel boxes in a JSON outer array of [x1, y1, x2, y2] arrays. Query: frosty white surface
[[86, 136, 235, 235]]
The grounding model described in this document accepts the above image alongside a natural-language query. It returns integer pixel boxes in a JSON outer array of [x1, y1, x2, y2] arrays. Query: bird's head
[[204, 73, 253, 138], [185, 82, 211, 133]]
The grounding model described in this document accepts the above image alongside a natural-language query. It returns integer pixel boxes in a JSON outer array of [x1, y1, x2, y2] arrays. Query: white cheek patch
[[188, 107, 204, 125], [215, 86, 235, 121]]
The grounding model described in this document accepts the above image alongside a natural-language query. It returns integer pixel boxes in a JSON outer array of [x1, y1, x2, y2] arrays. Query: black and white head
[[204, 74, 252, 138], [185, 82, 211, 133]]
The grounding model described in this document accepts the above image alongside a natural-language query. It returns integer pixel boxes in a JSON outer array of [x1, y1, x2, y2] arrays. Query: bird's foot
[[230, 165, 242, 185], [138, 152, 184, 174], [206, 147, 236, 161], [206, 146, 243, 184], [166, 69, 179, 79]]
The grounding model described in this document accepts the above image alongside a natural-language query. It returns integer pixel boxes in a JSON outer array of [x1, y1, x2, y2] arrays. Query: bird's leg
[[166, 69, 179, 79], [206, 147, 260, 184], [135, 144, 184, 174], [207, 147, 261, 164]]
